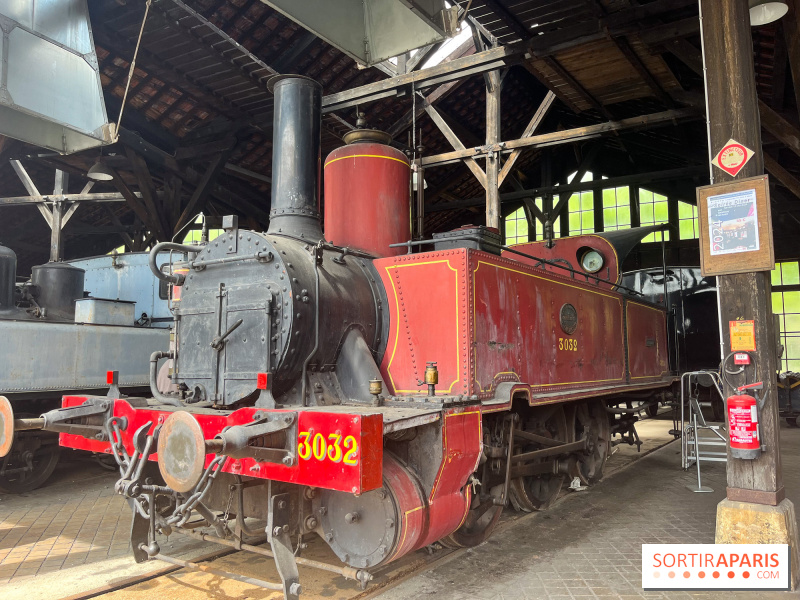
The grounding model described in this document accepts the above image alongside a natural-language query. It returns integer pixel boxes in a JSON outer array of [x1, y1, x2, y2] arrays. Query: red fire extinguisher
[[727, 381, 764, 460]]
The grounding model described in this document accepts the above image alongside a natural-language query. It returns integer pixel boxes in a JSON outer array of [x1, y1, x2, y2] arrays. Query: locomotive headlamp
[[580, 249, 605, 274]]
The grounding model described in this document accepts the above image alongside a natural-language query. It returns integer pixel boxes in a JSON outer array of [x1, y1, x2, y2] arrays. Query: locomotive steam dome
[[324, 128, 410, 257]]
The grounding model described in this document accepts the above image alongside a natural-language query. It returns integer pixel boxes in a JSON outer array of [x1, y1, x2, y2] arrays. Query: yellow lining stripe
[[429, 410, 481, 501], [384, 260, 460, 394], [324, 154, 410, 168], [397, 505, 424, 552], [472, 260, 625, 392], [626, 302, 669, 379]]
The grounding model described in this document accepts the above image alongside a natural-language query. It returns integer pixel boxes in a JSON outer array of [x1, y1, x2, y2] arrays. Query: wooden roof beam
[[102, 205, 136, 251], [541, 56, 613, 120], [271, 31, 317, 73], [612, 36, 677, 108], [92, 28, 268, 128], [323, 0, 697, 113], [158, 0, 279, 80], [498, 91, 556, 186], [108, 165, 165, 240], [765, 153, 800, 200], [480, 0, 530, 41], [176, 141, 238, 233], [425, 104, 487, 188], [406, 42, 444, 72], [784, 0, 800, 123], [126, 147, 171, 240], [759, 100, 800, 159], [323, 43, 520, 113], [427, 165, 706, 212], [419, 107, 699, 167], [386, 37, 476, 139], [772, 22, 788, 112]]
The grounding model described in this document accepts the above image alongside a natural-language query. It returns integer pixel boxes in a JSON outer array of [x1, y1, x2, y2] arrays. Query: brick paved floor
[[0, 450, 207, 592], [379, 422, 800, 600], [0, 452, 131, 583]]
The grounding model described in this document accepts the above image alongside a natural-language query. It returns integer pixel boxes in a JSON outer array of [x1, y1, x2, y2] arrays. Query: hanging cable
[[115, 0, 152, 141]]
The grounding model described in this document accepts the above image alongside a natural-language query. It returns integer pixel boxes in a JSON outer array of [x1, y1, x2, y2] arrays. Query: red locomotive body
[[376, 247, 670, 404], [324, 130, 411, 258], [0, 76, 677, 599]]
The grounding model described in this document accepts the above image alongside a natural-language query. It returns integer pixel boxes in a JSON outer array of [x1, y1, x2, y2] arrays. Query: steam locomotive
[[0, 249, 172, 493], [0, 76, 674, 598]]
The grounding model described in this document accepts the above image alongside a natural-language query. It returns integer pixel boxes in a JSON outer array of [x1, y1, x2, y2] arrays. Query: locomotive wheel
[[567, 401, 610, 486], [440, 492, 503, 549], [0, 413, 60, 494], [509, 405, 568, 512]]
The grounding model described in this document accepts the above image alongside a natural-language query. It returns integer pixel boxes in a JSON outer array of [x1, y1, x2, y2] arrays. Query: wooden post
[[50, 170, 68, 262], [485, 71, 502, 229], [702, 0, 799, 582], [701, 0, 779, 501]]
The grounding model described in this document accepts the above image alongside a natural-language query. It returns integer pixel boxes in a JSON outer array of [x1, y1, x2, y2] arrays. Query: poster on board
[[696, 175, 773, 277], [707, 188, 759, 256]]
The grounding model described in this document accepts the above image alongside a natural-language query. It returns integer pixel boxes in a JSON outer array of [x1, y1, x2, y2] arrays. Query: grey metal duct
[[0, 0, 112, 153], [259, 0, 458, 67]]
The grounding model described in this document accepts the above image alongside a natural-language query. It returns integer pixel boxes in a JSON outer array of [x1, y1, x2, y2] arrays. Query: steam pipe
[[148, 242, 203, 285], [150, 351, 182, 407], [300, 248, 321, 407], [267, 75, 324, 242]]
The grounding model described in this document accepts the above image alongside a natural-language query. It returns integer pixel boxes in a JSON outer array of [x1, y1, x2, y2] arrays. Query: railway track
[[59, 418, 677, 600]]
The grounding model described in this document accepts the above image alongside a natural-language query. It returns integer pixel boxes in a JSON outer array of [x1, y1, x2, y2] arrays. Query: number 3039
[[298, 431, 359, 465], [558, 337, 578, 351]]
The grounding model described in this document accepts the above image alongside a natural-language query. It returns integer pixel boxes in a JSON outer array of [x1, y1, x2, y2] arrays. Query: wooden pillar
[[701, 0, 781, 502], [485, 71, 501, 229], [630, 185, 641, 228], [593, 180, 602, 233], [702, 5, 799, 580], [541, 150, 553, 241], [784, 0, 800, 122], [50, 170, 68, 262]]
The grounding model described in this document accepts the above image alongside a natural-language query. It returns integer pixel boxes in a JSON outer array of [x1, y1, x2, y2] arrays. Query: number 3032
[[298, 431, 359, 465], [558, 337, 578, 351]]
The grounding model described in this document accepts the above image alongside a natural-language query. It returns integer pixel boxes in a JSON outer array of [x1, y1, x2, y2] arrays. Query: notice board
[[696, 175, 774, 277]]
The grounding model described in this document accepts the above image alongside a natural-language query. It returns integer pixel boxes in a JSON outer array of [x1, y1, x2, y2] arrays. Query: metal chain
[[220, 486, 234, 531], [167, 455, 226, 527], [106, 417, 154, 520]]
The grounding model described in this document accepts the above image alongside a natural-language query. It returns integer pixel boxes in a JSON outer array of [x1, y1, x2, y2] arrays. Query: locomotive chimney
[[267, 75, 324, 242]]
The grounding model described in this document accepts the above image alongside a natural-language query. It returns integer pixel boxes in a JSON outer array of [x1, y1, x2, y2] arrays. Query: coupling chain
[[167, 455, 226, 527], [106, 417, 168, 521], [220, 485, 235, 531]]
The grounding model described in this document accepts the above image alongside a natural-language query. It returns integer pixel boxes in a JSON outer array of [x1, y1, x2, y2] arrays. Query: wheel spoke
[[568, 400, 609, 485], [508, 406, 567, 512]]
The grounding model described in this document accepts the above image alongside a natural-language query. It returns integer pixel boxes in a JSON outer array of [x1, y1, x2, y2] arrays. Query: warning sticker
[[730, 320, 756, 352], [712, 139, 755, 177]]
